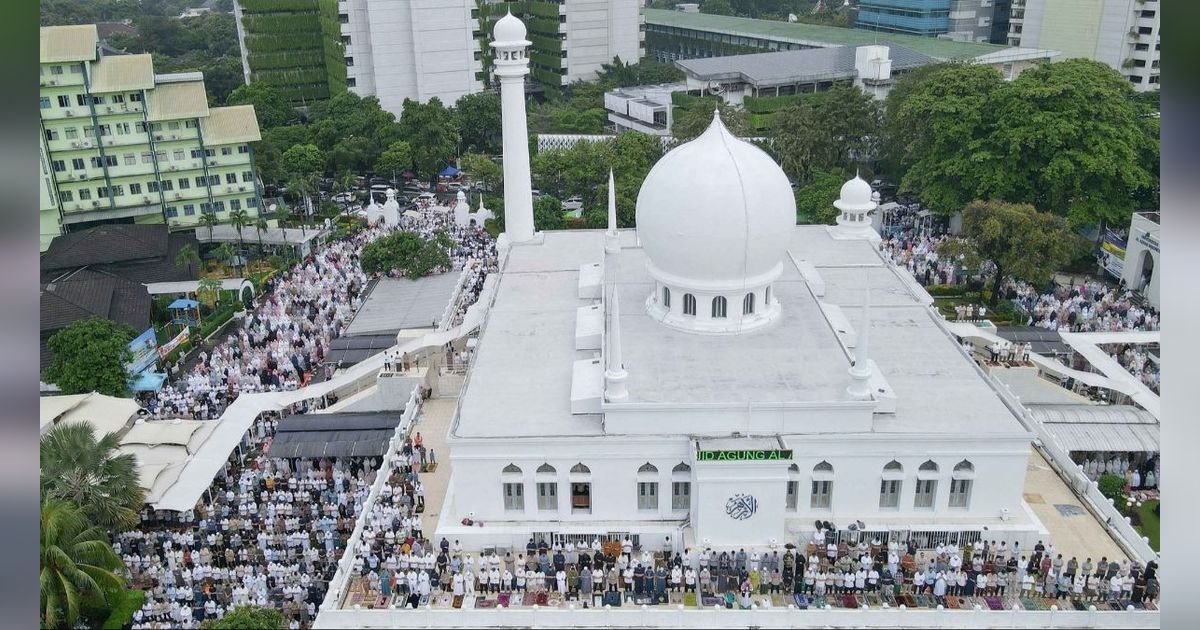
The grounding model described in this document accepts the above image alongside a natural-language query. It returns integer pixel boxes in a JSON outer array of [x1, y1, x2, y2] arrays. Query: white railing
[[315, 605, 1158, 628], [321, 383, 425, 612], [437, 265, 472, 332]]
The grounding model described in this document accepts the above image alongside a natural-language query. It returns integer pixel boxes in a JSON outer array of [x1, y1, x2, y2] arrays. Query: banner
[[1102, 228, 1127, 250], [158, 328, 190, 360], [126, 328, 159, 374], [1100, 249, 1125, 279]]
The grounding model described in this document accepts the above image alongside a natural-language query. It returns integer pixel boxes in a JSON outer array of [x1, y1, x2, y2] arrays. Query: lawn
[[1134, 500, 1160, 551]]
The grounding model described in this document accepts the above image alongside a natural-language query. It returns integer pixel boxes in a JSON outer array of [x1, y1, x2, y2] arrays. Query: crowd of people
[[1001, 279, 1160, 333], [117, 195, 500, 628], [1103, 343, 1161, 394]]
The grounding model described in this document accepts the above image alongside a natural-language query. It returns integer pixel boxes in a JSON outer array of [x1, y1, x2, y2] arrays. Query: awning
[[438, 166, 461, 177], [1029, 405, 1159, 453], [266, 411, 402, 459], [169, 298, 199, 309], [129, 370, 168, 392]]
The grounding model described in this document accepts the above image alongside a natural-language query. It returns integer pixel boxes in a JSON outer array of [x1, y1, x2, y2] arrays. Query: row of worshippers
[[1104, 342, 1161, 394], [1002, 278, 1160, 333]]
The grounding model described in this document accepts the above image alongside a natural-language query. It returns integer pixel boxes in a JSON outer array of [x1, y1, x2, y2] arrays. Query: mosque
[[432, 13, 1047, 553]]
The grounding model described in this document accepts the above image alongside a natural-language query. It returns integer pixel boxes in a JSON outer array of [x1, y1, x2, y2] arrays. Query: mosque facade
[[433, 13, 1047, 553]]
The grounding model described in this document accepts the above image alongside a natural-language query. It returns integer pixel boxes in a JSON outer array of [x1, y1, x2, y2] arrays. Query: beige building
[[39, 25, 264, 251]]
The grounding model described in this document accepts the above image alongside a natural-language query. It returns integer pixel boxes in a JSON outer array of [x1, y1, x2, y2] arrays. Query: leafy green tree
[[937, 200, 1087, 306], [1098, 474, 1127, 501], [200, 604, 284, 629], [40, 423, 143, 530], [226, 83, 294, 130], [198, 277, 223, 308], [980, 59, 1158, 228], [793, 169, 846, 224], [702, 0, 735, 15], [42, 318, 135, 396], [375, 141, 414, 181], [454, 92, 503, 155], [279, 144, 326, 180], [461, 153, 503, 194], [328, 136, 375, 174], [198, 212, 219, 242], [397, 98, 459, 181], [360, 232, 454, 279], [40, 499, 125, 629], [228, 208, 249, 262], [773, 84, 882, 184], [286, 173, 318, 220], [534, 195, 566, 231], [671, 101, 752, 142], [174, 243, 199, 276], [253, 217, 270, 252], [214, 243, 237, 276], [596, 57, 685, 88]]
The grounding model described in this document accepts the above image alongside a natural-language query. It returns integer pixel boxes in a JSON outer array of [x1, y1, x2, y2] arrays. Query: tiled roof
[[41, 224, 169, 271], [88, 53, 156, 94], [40, 269, 150, 333], [146, 80, 210, 122], [40, 25, 99, 64], [201, 105, 262, 145]]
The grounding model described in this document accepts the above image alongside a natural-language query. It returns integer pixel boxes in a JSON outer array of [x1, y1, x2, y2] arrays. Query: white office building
[[340, 0, 484, 115], [558, 0, 644, 83], [1007, 0, 1159, 90], [432, 15, 1046, 554]]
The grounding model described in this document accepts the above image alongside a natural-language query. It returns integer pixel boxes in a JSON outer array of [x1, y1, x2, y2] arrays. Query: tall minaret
[[846, 270, 874, 401], [491, 12, 535, 244], [605, 169, 620, 254], [605, 288, 629, 401]]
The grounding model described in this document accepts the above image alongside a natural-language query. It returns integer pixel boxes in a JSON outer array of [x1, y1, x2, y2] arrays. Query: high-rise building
[[854, 0, 996, 42], [232, 0, 347, 106], [1006, 0, 1159, 90], [39, 25, 264, 252], [338, 0, 484, 115], [476, 0, 644, 90]]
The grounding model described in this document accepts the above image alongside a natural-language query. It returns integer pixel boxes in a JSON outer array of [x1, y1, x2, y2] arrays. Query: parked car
[[447, 182, 465, 192], [561, 196, 583, 212], [332, 192, 357, 203], [417, 192, 436, 201]]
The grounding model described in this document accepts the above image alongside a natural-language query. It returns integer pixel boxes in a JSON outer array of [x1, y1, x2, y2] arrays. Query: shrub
[[1098, 474, 1126, 502]]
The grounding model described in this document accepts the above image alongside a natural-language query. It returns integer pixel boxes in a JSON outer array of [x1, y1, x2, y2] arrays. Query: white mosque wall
[[601, 403, 875, 436]]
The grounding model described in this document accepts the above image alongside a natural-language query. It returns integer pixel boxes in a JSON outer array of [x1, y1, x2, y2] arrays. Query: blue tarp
[[129, 370, 168, 392], [438, 166, 461, 177], [169, 298, 200, 309]]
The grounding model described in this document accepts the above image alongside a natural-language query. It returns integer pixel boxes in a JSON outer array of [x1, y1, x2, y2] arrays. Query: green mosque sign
[[696, 449, 794, 462]]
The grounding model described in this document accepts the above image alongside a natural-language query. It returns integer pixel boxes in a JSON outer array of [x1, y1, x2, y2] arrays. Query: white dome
[[636, 113, 794, 291], [834, 176, 874, 212], [493, 12, 527, 42]]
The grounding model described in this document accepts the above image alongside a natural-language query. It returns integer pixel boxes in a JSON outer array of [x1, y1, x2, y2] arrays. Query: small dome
[[493, 12, 527, 42], [834, 175, 875, 212], [636, 112, 794, 291]]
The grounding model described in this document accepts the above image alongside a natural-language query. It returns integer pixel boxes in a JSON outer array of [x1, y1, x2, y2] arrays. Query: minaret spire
[[846, 269, 873, 401], [605, 288, 629, 401], [605, 168, 620, 253]]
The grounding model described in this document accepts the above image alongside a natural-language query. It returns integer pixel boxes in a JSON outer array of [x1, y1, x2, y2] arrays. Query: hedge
[[240, 0, 319, 12]]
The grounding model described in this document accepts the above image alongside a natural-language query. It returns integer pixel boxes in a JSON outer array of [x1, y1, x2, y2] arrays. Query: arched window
[[683, 293, 696, 316], [915, 461, 938, 509], [953, 460, 975, 476], [811, 461, 833, 509], [662, 286, 671, 308], [880, 460, 903, 509], [786, 463, 800, 510], [637, 462, 658, 474], [711, 296, 727, 318], [672, 462, 690, 474], [570, 463, 591, 474], [536, 463, 556, 474], [765, 286, 772, 305], [743, 292, 755, 315], [813, 461, 833, 474], [919, 460, 939, 474], [883, 460, 904, 473], [502, 464, 522, 474], [950, 460, 974, 508]]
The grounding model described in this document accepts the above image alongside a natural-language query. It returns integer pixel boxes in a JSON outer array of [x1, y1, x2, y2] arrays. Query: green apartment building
[[233, 0, 347, 106], [39, 24, 264, 252]]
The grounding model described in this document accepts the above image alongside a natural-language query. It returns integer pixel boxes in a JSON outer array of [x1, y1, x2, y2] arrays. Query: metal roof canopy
[[1029, 405, 1159, 453], [268, 411, 404, 459]]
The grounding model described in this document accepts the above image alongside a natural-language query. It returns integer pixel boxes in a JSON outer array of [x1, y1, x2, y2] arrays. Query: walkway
[[415, 398, 458, 537], [1022, 448, 1127, 563]]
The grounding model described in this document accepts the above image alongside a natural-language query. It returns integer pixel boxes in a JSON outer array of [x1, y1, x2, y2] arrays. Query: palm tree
[[197, 276, 223, 308], [39, 423, 142, 531], [214, 242, 236, 277], [275, 206, 292, 260], [198, 211, 219, 243], [174, 243, 199, 276], [254, 217, 270, 254], [228, 208, 249, 275], [335, 170, 358, 220], [40, 499, 125, 628]]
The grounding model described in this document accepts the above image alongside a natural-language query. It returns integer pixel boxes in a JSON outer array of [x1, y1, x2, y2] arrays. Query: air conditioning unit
[[208, 160, 218, 166], [168, 165, 178, 171], [120, 104, 129, 111], [192, 162, 200, 168], [174, 193, 183, 200], [48, 79, 58, 86], [70, 141, 80, 148], [73, 204, 82, 211], [91, 201, 100, 207], [142, 197, 151, 203], [65, 110, 75, 117], [105, 140, 113, 146], [225, 186, 234, 193], [238, 186, 246, 192], [105, 106, 113, 113], [80, 140, 91, 147], [154, 134, 164, 140], [170, 134, 180, 140]]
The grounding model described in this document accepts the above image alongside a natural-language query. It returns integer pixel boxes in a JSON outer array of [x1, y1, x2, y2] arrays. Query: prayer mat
[[667, 592, 683, 604], [840, 594, 858, 609], [1144, 602, 1158, 611], [418, 594, 430, 607], [407, 593, 421, 609], [723, 592, 736, 608], [511, 593, 524, 607], [899, 594, 918, 607], [496, 593, 511, 607], [433, 594, 452, 608], [604, 591, 622, 607], [771, 594, 792, 608], [682, 592, 698, 607], [593, 594, 604, 608], [864, 594, 883, 607], [475, 598, 497, 609], [985, 596, 1004, 610], [1019, 597, 1041, 610], [372, 596, 389, 609], [793, 594, 809, 609], [945, 596, 961, 610], [1107, 601, 1124, 611], [1072, 599, 1088, 611], [461, 595, 476, 609], [452, 595, 463, 609], [701, 596, 723, 608], [535, 591, 549, 606]]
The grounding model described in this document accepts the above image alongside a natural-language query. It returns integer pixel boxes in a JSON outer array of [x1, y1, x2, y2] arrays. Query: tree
[[374, 141, 414, 181], [253, 217, 270, 252], [226, 82, 294, 130], [174, 243, 199, 276], [328, 135, 374, 174], [198, 277, 223, 308], [396, 98, 459, 181], [359, 232, 453, 279], [214, 242, 237, 277], [671, 101, 752, 142], [200, 604, 284, 629], [228, 208, 249, 272], [454, 92, 503, 155], [534, 195, 566, 231], [274, 206, 292, 254], [461, 153, 503, 195], [937, 201, 1087, 306], [279, 144, 326, 181], [286, 173, 317, 221], [1098, 474, 1127, 501], [40, 423, 143, 530], [772, 84, 882, 184], [702, 0, 735, 15], [42, 318, 135, 396], [793, 169, 846, 225], [198, 212, 219, 242], [980, 59, 1158, 228], [40, 500, 125, 629]]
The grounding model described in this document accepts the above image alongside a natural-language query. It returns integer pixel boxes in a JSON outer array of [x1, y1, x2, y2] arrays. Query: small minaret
[[605, 169, 620, 254], [846, 270, 874, 401], [605, 288, 629, 401], [491, 12, 535, 244]]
